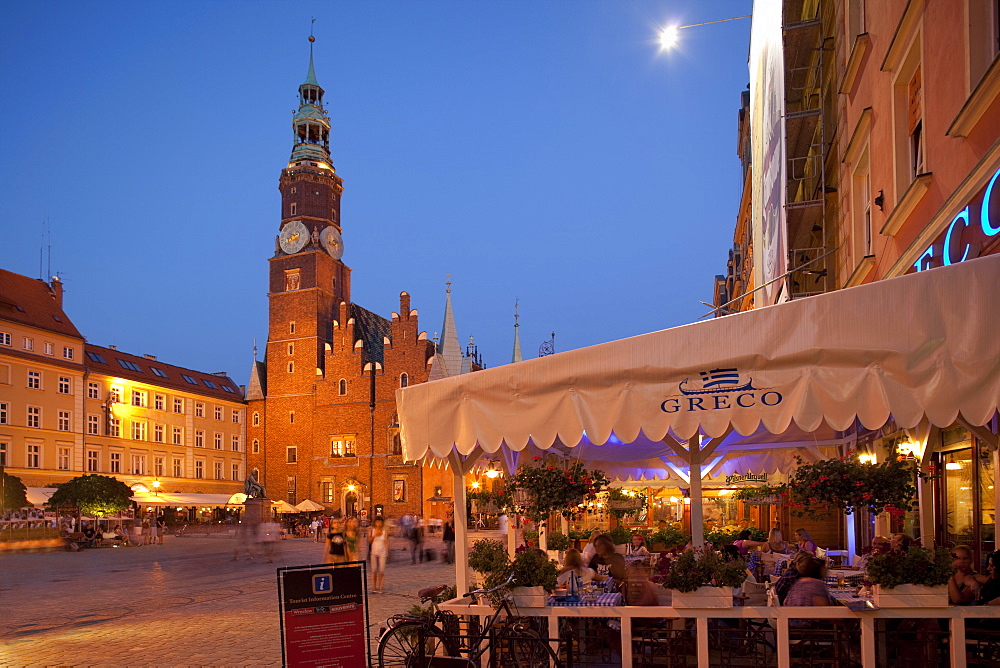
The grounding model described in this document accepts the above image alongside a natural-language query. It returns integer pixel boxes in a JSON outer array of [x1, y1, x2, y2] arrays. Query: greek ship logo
[[679, 368, 756, 395], [661, 367, 782, 414]]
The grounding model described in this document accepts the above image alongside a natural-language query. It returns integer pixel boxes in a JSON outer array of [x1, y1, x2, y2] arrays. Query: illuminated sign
[[725, 472, 768, 485], [912, 166, 1000, 272]]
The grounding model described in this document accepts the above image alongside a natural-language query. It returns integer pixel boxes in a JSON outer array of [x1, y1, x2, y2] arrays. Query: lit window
[[344, 438, 356, 457]]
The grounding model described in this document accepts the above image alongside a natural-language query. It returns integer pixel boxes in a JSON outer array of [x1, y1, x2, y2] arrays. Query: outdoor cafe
[[396, 254, 1000, 667]]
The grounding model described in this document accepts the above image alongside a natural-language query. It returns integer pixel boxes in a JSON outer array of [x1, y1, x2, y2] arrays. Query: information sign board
[[277, 561, 369, 667]]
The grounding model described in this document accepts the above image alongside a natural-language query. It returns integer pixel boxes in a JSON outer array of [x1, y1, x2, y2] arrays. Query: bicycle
[[377, 574, 563, 667]]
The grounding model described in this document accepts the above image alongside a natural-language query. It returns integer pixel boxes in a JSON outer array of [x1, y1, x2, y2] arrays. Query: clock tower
[[269, 36, 350, 396]]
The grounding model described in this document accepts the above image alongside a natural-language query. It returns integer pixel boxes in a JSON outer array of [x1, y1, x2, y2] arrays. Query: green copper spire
[[304, 35, 320, 87], [289, 28, 332, 167]]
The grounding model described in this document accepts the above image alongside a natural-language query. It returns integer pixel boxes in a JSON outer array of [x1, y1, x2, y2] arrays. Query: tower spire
[[438, 274, 462, 376], [289, 27, 331, 167], [512, 299, 523, 363]]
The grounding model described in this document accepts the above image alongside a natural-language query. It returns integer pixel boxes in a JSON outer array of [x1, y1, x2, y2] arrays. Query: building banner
[[277, 561, 369, 668], [750, 0, 787, 306]]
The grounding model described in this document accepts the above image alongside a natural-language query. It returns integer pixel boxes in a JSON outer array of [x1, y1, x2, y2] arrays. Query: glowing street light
[[658, 15, 751, 51]]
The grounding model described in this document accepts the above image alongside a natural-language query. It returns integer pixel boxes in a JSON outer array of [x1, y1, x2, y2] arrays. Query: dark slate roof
[[0, 270, 83, 339], [85, 343, 244, 402], [351, 303, 391, 366]]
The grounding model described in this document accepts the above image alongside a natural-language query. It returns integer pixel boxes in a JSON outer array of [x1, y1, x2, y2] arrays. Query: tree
[[1, 470, 28, 511], [47, 475, 133, 517]]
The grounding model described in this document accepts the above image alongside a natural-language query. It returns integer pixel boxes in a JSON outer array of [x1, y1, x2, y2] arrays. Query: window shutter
[[907, 66, 922, 133]]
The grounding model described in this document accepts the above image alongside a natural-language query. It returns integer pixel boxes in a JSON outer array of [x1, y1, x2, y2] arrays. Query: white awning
[[132, 492, 245, 507], [398, 254, 1000, 462]]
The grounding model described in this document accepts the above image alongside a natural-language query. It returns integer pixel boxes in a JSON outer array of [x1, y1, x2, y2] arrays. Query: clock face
[[320, 226, 344, 260], [279, 220, 309, 254]]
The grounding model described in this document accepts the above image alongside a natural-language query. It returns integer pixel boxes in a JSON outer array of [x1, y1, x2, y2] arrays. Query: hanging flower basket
[[506, 460, 609, 526], [732, 485, 784, 506]]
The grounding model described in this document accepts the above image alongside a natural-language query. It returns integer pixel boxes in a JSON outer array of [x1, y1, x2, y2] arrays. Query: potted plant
[[468, 538, 510, 591], [607, 524, 632, 552], [647, 527, 689, 552], [545, 530, 572, 561], [663, 549, 747, 608], [865, 547, 953, 607], [509, 548, 558, 607], [506, 460, 609, 527]]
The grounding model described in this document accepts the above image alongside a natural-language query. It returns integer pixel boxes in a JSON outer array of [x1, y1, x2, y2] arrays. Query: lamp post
[[152, 478, 160, 496]]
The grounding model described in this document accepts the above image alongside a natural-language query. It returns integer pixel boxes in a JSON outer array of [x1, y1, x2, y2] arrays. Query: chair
[[815, 546, 827, 559]]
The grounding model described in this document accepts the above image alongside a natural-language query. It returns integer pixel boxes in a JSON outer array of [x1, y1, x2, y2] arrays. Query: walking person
[[324, 516, 349, 564], [368, 518, 389, 593], [134, 517, 145, 546], [156, 516, 166, 545], [345, 517, 360, 561], [143, 517, 154, 545], [443, 518, 455, 564], [258, 520, 281, 563], [311, 517, 321, 542], [411, 515, 425, 563]]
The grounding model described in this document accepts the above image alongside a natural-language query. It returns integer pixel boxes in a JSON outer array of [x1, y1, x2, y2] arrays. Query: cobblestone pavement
[[0, 530, 491, 667]]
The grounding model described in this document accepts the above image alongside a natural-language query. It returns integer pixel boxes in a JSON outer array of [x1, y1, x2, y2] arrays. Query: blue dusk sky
[[0, 1, 752, 387]]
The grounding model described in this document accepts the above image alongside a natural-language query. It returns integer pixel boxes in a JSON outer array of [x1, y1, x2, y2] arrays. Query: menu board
[[277, 561, 369, 667]]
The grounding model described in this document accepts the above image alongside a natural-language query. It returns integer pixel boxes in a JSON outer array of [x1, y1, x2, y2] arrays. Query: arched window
[[338, 379, 347, 395], [399, 373, 409, 388], [252, 439, 260, 453], [252, 412, 260, 427], [392, 434, 402, 456]]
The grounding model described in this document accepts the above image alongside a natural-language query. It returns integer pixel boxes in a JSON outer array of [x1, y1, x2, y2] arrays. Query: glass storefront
[[936, 427, 995, 568]]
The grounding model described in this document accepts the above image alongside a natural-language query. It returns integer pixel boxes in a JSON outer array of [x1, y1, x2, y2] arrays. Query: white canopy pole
[[500, 449, 520, 558], [449, 446, 484, 594], [689, 434, 704, 548]]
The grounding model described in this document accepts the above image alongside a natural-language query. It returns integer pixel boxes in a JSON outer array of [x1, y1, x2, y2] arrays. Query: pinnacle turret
[[289, 34, 332, 167]]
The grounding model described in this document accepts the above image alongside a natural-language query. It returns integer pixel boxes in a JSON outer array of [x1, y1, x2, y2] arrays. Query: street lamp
[[152, 478, 160, 497], [658, 15, 751, 51]]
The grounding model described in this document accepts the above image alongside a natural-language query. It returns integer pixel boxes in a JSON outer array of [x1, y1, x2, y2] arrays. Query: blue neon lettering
[[761, 391, 782, 406], [944, 207, 971, 265], [913, 246, 934, 272], [983, 167, 1000, 236]]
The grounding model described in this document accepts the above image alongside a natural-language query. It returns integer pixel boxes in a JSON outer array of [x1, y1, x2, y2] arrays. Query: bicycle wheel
[[377, 622, 451, 667], [497, 626, 562, 668]]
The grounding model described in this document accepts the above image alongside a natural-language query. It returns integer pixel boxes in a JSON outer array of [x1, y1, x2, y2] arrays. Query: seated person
[[949, 545, 978, 605], [588, 535, 627, 591], [773, 551, 814, 604], [626, 533, 650, 557], [82, 525, 97, 547], [969, 550, 1000, 606], [784, 557, 830, 607], [889, 532, 912, 552], [623, 562, 668, 606], [733, 529, 768, 555], [854, 536, 890, 572], [557, 548, 604, 587], [762, 528, 790, 554]]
